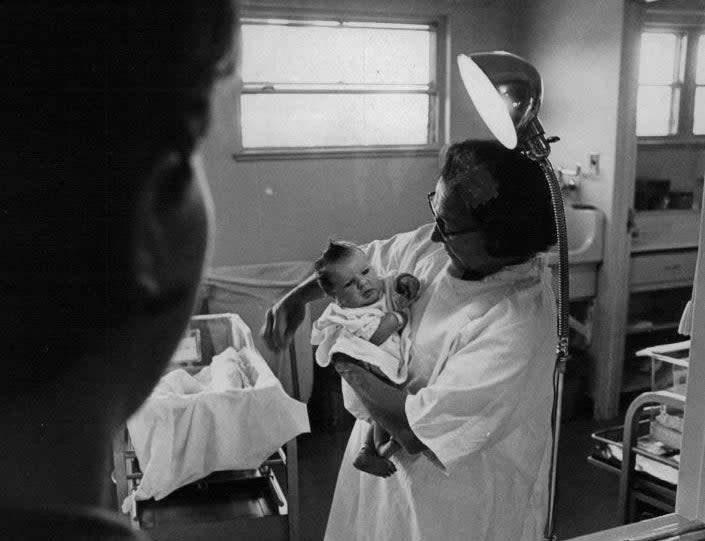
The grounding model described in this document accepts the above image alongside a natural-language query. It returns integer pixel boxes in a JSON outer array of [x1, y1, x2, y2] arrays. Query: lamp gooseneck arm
[[539, 155, 570, 541], [520, 122, 570, 541], [539, 158, 571, 351], [519, 119, 570, 351]]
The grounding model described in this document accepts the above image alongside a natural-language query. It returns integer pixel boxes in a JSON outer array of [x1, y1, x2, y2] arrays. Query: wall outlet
[[588, 153, 600, 176]]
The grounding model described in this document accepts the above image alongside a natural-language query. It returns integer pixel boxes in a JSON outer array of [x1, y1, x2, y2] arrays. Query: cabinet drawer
[[631, 210, 700, 252], [630, 251, 697, 290]]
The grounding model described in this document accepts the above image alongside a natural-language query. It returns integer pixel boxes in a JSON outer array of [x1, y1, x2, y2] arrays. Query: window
[[694, 34, 705, 134], [237, 11, 444, 156], [636, 27, 705, 138], [636, 32, 683, 136]]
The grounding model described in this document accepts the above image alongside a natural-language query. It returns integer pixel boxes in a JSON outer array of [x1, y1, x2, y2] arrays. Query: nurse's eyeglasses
[[427, 191, 482, 239]]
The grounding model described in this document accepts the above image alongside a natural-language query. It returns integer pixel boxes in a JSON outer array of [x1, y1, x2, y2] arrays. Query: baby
[[311, 240, 420, 477]]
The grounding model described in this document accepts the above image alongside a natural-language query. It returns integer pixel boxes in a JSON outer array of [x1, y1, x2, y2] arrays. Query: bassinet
[[112, 313, 309, 541]]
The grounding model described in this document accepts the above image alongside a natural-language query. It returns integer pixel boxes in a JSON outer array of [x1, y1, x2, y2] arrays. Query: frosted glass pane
[[241, 25, 431, 85], [241, 94, 429, 147], [697, 35, 705, 84], [694, 87, 705, 134], [636, 86, 672, 136], [639, 33, 677, 84]]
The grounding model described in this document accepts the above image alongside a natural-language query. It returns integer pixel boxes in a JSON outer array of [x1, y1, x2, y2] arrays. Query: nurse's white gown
[[324, 223, 557, 541]]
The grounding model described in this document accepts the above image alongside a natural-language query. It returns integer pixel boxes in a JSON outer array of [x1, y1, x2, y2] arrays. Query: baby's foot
[[353, 446, 397, 478]]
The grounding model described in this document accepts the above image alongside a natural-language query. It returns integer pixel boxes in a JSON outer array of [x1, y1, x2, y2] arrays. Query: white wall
[[203, 0, 520, 267], [514, 0, 625, 214]]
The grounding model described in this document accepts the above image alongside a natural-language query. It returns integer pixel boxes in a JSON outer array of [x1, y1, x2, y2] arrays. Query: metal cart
[[589, 342, 688, 524]]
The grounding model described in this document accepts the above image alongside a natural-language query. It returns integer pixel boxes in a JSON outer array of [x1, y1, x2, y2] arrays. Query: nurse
[[263, 139, 558, 541]]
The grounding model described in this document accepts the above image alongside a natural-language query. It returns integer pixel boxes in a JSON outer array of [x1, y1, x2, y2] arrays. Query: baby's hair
[[314, 239, 363, 296]]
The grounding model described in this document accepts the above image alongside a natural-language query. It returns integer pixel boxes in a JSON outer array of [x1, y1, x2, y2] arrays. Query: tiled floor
[[297, 416, 623, 541]]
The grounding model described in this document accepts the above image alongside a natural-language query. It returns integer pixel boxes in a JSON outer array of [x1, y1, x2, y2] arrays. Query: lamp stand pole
[[520, 119, 570, 541]]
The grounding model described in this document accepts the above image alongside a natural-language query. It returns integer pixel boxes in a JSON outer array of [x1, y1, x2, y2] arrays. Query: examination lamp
[[457, 51, 568, 541]]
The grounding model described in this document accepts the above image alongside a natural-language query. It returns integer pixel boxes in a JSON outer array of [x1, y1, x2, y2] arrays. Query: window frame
[[637, 14, 705, 147], [233, 6, 447, 161]]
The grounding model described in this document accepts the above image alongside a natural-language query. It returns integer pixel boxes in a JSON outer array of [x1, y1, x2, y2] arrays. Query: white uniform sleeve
[[405, 301, 555, 469], [360, 223, 439, 277]]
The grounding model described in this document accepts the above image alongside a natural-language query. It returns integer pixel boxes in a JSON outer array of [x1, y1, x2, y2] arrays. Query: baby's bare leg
[[352, 423, 397, 478]]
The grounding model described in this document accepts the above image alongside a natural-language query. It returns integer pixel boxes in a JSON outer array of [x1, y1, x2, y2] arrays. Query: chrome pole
[[520, 120, 570, 541]]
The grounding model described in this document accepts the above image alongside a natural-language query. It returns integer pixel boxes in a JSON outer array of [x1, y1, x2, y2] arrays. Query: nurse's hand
[[333, 354, 427, 455], [261, 273, 325, 352], [261, 297, 306, 352]]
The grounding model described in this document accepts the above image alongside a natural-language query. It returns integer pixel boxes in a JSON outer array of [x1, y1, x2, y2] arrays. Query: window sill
[[638, 136, 705, 148], [233, 145, 441, 161]]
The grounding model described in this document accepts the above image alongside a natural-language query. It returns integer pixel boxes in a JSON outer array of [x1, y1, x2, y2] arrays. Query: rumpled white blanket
[[124, 344, 309, 508], [312, 305, 409, 384]]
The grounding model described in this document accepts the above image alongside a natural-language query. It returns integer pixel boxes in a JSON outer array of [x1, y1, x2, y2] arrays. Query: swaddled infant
[[208, 347, 258, 392], [156, 347, 257, 395], [311, 240, 419, 478]]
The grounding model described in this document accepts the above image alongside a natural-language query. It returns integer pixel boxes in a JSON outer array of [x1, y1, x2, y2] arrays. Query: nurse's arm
[[262, 274, 324, 352], [331, 353, 427, 455]]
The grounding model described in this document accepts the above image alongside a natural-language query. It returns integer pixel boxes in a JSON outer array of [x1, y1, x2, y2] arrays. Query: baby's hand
[[394, 273, 421, 309]]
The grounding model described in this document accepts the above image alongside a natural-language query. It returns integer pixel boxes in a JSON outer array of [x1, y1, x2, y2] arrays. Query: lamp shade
[[457, 51, 543, 150]]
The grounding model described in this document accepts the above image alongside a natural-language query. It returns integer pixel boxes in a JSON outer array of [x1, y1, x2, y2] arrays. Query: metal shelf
[[626, 321, 680, 335]]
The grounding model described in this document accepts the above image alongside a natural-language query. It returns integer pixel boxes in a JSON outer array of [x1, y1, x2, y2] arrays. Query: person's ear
[[131, 150, 211, 308]]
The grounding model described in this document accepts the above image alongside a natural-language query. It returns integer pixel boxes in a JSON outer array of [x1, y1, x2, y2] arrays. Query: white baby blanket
[[312, 319, 409, 383], [125, 339, 309, 508], [311, 277, 412, 420]]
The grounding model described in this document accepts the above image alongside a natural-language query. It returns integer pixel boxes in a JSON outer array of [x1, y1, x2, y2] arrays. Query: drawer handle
[[664, 264, 682, 271]]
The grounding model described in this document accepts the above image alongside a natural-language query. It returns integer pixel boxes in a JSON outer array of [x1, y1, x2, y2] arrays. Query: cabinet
[[622, 113, 705, 403], [619, 209, 698, 405], [622, 285, 691, 397]]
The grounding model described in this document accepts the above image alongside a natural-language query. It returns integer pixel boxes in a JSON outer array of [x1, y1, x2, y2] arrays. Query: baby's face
[[327, 250, 383, 308]]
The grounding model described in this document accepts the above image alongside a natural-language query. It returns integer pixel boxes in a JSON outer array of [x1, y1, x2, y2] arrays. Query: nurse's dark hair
[[314, 240, 364, 296], [441, 140, 557, 258], [0, 0, 237, 392]]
